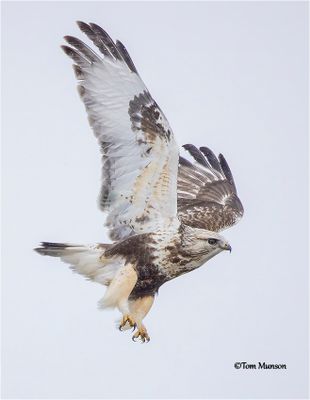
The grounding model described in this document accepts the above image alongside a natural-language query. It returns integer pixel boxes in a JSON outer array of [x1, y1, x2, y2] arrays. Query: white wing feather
[[62, 23, 179, 240]]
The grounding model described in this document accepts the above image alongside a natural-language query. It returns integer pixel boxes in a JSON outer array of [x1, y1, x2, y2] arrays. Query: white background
[[2, 1, 309, 398]]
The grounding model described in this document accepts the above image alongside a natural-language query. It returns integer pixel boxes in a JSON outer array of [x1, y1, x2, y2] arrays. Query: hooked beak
[[220, 243, 232, 253]]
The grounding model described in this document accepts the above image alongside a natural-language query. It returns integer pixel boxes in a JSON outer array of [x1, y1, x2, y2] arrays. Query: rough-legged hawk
[[35, 22, 244, 343]]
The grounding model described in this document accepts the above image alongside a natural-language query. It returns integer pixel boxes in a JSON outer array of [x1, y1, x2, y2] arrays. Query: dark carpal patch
[[129, 91, 171, 142]]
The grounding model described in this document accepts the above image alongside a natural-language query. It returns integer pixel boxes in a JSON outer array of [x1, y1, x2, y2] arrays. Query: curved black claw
[[132, 332, 150, 343], [118, 315, 136, 331]]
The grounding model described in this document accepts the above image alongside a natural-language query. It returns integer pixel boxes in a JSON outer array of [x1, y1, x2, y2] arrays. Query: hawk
[[35, 22, 244, 343]]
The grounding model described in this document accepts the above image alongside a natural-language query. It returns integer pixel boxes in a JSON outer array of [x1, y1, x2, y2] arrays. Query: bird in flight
[[35, 22, 244, 343]]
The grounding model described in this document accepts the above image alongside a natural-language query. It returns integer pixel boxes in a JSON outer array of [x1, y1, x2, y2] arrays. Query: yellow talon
[[119, 314, 136, 331], [132, 327, 150, 343]]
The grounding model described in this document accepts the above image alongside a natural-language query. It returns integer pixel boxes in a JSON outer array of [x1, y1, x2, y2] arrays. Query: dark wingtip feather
[[64, 35, 86, 49], [115, 40, 138, 73], [63, 35, 74, 43], [60, 44, 72, 55], [179, 156, 193, 167], [89, 23, 122, 60], [76, 20, 88, 29], [89, 22, 103, 30], [183, 144, 209, 167], [200, 146, 222, 172], [63, 35, 100, 63], [218, 153, 236, 189], [76, 21, 95, 37], [61, 44, 90, 68], [63, 35, 82, 50], [76, 21, 112, 59], [70, 22, 137, 72]]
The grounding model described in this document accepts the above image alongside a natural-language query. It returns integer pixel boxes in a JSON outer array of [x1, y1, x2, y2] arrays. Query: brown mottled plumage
[[35, 22, 243, 343], [178, 145, 243, 232]]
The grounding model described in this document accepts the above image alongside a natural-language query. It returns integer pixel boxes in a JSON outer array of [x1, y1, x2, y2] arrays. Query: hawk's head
[[182, 225, 231, 261]]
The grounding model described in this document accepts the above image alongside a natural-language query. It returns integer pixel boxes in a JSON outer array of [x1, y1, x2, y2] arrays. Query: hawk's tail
[[34, 242, 87, 257], [34, 241, 120, 286]]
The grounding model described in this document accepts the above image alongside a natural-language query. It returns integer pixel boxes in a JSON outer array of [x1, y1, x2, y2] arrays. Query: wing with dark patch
[[177, 145, 244, 232], [62, 22, 179, 240]]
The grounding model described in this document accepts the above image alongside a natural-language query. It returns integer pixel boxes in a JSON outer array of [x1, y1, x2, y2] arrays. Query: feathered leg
[[129, 295, 154, 342], [99, 263, 138, 329]]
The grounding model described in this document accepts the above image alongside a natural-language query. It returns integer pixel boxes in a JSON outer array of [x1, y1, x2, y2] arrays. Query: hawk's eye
[[208, 238, 218, 245]]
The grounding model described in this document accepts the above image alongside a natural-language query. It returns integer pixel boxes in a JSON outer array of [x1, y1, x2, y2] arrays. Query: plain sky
[[2, 1, 309, 399]]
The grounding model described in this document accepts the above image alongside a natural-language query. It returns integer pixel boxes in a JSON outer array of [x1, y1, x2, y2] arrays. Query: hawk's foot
[[132, 326, 150, 343], [119, 314, 136, 331]]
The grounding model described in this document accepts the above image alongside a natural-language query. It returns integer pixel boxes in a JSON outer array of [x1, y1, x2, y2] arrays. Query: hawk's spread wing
[[177, 144, 244, 232], [62, 22, 179, 240]]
